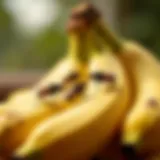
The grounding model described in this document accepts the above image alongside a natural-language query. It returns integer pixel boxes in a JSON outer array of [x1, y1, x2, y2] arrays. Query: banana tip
[[67, 2, 100, 32], [71, 2, 100, 21], [122, 132, 141, 147], [14, 145, 35, 159], [11, 155, 24, 160]]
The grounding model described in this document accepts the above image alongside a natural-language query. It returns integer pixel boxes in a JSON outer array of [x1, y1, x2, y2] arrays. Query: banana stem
[[68, 32, 91, 62], [88, 29, 111, 57], [91, 31, 104, 52], [94, 20, 122, 52]]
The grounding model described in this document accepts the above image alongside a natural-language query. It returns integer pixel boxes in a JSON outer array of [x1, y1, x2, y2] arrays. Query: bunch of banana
[[13, 4, 132, 160], [78, 3, 160, 159], [0, 2, 160, 160], [0, 9, 92, 158]]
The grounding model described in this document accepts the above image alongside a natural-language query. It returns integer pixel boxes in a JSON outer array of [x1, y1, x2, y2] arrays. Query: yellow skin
[[92, 14, 160, 154], [65, 4, 160, 157], [15, 92, 128, 160], [35, 33, 89, 106], [0, 29, 90, 156], [0, 102, 7, 114], [0, 90, 56, 155], [86, 50, 128, 97], [119, 42, 160, 153], [14, 32, 131, 159]]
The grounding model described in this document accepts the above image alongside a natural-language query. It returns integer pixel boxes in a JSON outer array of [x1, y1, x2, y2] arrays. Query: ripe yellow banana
[[84, 3, 160, 156], [34, 23, 90, 106], [15, 91, 126, 160], [86, 35, 128, 98], [14, 8, 131, 159], [0, 15, 92, 156], [0, 89, 56, 155]]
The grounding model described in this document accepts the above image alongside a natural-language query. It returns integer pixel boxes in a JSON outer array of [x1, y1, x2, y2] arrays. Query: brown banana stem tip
[[68, 2, 121, 51], [67, 2, 100, 32]]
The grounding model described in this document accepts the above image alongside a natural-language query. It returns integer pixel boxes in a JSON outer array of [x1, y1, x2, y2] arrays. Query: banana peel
[[0, 90, 59, 155], [0, 13, 92, 157], [15, 79, 130, 160]]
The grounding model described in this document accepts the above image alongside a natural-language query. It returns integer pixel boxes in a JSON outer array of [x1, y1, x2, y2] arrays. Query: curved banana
[[85, 3, 160, 156], [0, 15, 91, 156], [34, 22, 90, 106], [0, 89, 56, 155], [15, 91, 125, 160], [14, 10, 131, 159]]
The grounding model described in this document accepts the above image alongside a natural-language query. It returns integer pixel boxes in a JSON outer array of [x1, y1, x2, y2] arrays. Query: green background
[[0, 0, 159, 70]]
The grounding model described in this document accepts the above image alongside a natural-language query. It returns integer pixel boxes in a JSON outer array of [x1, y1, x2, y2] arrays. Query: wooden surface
[[0, 71, 44, 101]]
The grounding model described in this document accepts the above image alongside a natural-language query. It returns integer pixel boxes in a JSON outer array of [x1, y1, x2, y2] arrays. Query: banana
[[15, 92, 126, 160], [83, 3, 160, 156], [0, 14, 91, 156], [86, 35, 127, 98], [34, 21, 90, 107], [14, 7, 131, 159], [0, 89, 56, 155]]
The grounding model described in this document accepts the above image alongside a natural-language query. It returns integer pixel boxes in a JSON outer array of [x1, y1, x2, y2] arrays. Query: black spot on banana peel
[[38, 84, 63, 98], [64, 72, 80, 84], [38, 72, 82, 99], [148, 98, 159, 108], [66, 83, 85, 100], [91, 72, 116, 83]]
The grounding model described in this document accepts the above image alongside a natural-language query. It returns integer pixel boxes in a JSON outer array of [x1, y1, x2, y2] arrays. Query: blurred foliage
[[123, 0, 160, 56], [0, 0, 75, 70], [0, 0, 160, 70]]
